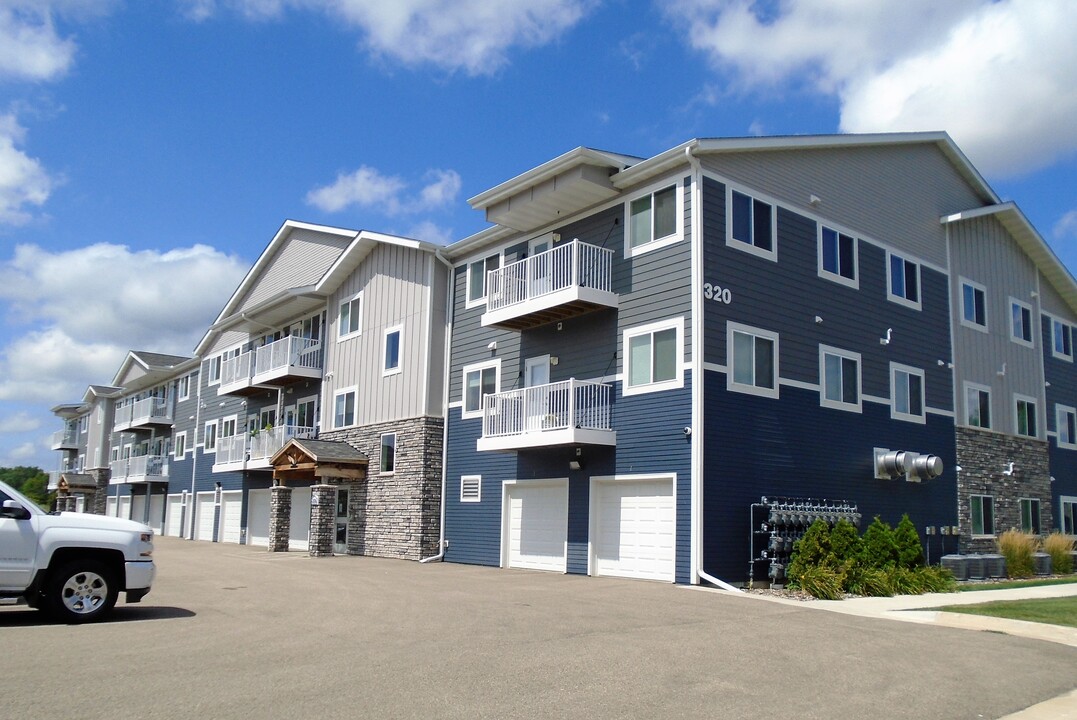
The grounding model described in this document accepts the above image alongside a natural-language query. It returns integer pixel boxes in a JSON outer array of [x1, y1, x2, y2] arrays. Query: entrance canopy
[[269, 438, 369, 483]]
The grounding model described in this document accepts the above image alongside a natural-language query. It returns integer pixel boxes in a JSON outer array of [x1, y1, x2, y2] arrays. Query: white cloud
[[0, 113, 54, 224], [306, 165, 461, 216], [183, 0, 595, 75], [0, 328, 121, 402], [0, 441, 38, 465], [406, 220, 453, 246], [665, 0, 1077, 176], [1055, 211, 1077, 241], [0, 3, 77, 82], [0, 411, 41, 433]]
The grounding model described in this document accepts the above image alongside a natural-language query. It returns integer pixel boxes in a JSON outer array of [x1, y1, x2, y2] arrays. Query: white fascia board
[[444, 224, 517, 263], [314, 230, 438, 296]]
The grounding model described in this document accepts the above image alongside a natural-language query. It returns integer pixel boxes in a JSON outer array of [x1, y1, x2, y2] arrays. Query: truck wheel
[[47, 561, 118, 623]]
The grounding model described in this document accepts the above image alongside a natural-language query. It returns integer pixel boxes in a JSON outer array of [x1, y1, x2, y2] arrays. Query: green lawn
[[958, 576, 1077, 592], [937, 597, 1077, 628]]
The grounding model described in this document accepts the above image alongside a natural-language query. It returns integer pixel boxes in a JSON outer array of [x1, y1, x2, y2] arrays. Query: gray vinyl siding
[[204, 329, 248, 356], [86, 400, 114, 469], [949, 214, 1046, 434], [426, 255, 449, 417], [234, 229, 351, 311], [701, 144, 985, 268], [322, 243, 440, 427], [1038, 270, 1077, 320]]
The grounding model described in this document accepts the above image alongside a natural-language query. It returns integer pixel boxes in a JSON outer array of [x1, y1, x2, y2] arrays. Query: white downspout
[[685, 145, 742, 593], [421, 249, 455, 563], [188, 364, 202, 540]]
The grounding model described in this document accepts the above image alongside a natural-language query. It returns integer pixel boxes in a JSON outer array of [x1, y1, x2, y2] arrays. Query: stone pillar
[[309, 484, 336, 557], [268, 485, 292, 553], [90, 468, 110, 515]]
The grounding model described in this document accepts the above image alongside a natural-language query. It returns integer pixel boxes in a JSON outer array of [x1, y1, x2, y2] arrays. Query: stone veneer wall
[[90, 468, 110, 515], [956, 426, 1052, 553], [320, 415, 442, 560]]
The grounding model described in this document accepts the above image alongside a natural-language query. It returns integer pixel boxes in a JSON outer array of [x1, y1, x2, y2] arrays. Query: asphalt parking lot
[[2, 537, 1075, 720]]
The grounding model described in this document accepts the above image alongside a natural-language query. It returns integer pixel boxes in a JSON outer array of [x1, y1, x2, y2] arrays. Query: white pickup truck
[[0, 479, 155, 623]]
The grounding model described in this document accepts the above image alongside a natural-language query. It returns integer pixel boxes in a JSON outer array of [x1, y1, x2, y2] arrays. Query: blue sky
[[1, 0, 1075, 471]]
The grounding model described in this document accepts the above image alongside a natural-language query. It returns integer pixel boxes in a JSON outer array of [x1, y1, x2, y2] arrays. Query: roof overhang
[[110, 351, 192, 392], [208, 285, 326, 337], [942, 202, 1077, 316], [316, 230, 437, 295], [50, 403, 88, 418], [270, 438, 369, 483]]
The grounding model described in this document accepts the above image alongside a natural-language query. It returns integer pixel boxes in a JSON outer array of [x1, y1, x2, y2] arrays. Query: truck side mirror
[[1, 499, 31, 520]]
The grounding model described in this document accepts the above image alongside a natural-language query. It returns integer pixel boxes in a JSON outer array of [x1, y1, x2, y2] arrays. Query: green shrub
[[1041, 532, 1075, 574], [788, 518, 832, 586], [997, 529, 1036, 578], [860, 516, 899, 569], [796, 565, 845, 600], [846, 566, 892, 597], [916, 565, 957, 593], [885, 566, 927, 595], [829, 519, 862, 571], [894, 514, 925, 569]]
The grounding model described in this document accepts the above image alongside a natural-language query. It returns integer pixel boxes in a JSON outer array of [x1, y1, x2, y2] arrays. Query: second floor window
[[961, 280, 987, 329], [629, 185, 677, 251], [467, 254, 500, 305], [334, 388, 357, 428], [384, 326, 402, 375], [1058, 405, 1076, 448], [730, 189, 775, 259], [888, 253, 920, 308], [891, 365, 924, 422], [728, 323, 778, 398], [819, 227, 856, 284], [339, 293, 362, 339], [1010, 299, 1033, 345], [624, 318, 683, 395], [820, 347, 860, 411], [462, 361, 499, 418], [1053, 319, 1072, 359]]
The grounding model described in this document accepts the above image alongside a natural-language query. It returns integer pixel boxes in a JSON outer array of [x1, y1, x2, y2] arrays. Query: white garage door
[[118, 495, 132, 522], [592, 478, 675, 582], [289, 487, 312, 551], [106, 497, 117, 517], [247, 489, 270, 547], [219, 491, 243, 544], [131, 495, 147, 525], [504, 481, 568, 572], [164, 494, 184, 537], [194, 492, 216, 542], [148, 494, 164, 534]]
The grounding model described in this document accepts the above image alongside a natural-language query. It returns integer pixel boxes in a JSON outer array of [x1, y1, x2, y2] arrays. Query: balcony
[[114, 397, 172, 432], [51, 427, 79, 450], [251, 337, 323, 386], [217, 350, 256, 396], [110, 455, 168, 484], [477, 379, 616, 452], [482, 240, 617, 331], [212, 425, 316, 472]]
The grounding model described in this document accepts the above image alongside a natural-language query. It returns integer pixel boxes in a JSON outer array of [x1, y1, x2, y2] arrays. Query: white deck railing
[[52, 427, 79, 448], [254, 336, 322, 377], [249, 425, 315, 462], [128, 455, 168, 478], [216, 434, 247, 465], [221, 351, 253, 388], [482, 379, 613, 439], [115, 397, 171, 429], [486, 240, 614, 313]]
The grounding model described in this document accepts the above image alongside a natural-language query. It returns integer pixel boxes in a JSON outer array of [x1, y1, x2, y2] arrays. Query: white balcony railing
[[486, 239, 614, 314], [479, 379, 615, 451], [114, 396, 171, 430], [253, 336, 322, 381], [109, 455, 168, 483], [216, 434, 248, 465], [249, 425, 316, 463], [51, 427, 79, 450], [220, 350, 254, 391]]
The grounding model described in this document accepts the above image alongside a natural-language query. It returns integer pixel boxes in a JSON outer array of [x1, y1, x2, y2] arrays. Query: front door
[[524, 355, 551, 431], [529, 236, 552, 296], [334, 487, 349, 554]]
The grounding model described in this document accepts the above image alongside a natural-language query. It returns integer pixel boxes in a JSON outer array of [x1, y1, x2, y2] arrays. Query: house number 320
[[703, 283, 732, 304]]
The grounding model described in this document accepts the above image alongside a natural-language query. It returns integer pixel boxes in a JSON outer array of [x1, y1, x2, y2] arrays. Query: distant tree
[[0, 466, 47, 492], [19, 475, 50, 506]]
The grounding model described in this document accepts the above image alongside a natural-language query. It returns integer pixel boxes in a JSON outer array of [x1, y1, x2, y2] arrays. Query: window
[[1010, 298, 1033, 346], [1062, 497, 1076, 535], [891, 364, 925, 423], [203, 420, 218, 453], [460, 475, 481, 503], [965, 384, 992, 429], [466, 253, 501, 306], [971, 495, 995, 536], [338, 292, 362, 340], [177, 373, 191, 401], [1058, 405, 1077, 448], [206, 355, 222, 385], [628, 184, 678, 255], [624, 317, 684, 396], [1020, 498, 1041, 534], [462, 360, 499, 418], [220, 416, 237, 440], [818, 226, 857, 286], [173, 432, 187, 459], [728, 322, 778, 398], [380, 433, 396, 473], [960, 279, 987, 330], [728, 189, 776, 260], [1053, 318, 1073, 360], [820, 346, 861, 411], [334, 388, 357, 428], [1015, 395, 1038, 438], [383, 326, 402, 375], [887, 252, 920, 309]]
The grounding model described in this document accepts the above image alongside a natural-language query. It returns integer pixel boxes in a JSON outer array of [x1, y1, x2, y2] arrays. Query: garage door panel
[[148, 494, 164, 534], [593, 480, 674, 582], [164, 494, 184, 537], [505, 482, 567, 573], [289, 487, 311, 551], [194, 492, 216, 542], [248, 489, 270, 547], [219, 491, 242, 544], [131, 496, 146, 525]]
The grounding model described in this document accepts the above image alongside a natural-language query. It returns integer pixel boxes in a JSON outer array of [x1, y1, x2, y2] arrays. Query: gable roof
[[110, 350, 192, 391]]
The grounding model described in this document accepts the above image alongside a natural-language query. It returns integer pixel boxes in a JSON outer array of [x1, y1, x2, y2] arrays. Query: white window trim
[[1061, 496, 1077, 535], [819, 345, 862, 412], [173, 431, 188, 460], [890, 362, 926, 424], [464, 251, 503, 310], [461, 359, 501, 420], [886, 251, 922, 311], [816, 224, 858, 289], [460, 475, 482, 503], [1014, 393, 1040, 438], [624, 179, 684, 259], [726, 185, 777, 262], [338, 291, 363, 341], [333, 386, 358, 429], [1057, 404, 1077, 449], [958, 277, 988, 333], [219, 414, 238, 439], [379, 433, 396, 475], [178, 373, 191, 401], [622, 316, 686, 397], [1009, 296, 1035, 348], [1051, 316, 1073, 361], [964, 381, 993, 429], [727, 321, 780, 399], [970, 494, 995, 538], [383, 324, 403, 377], [203, 419, 218, 454]]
